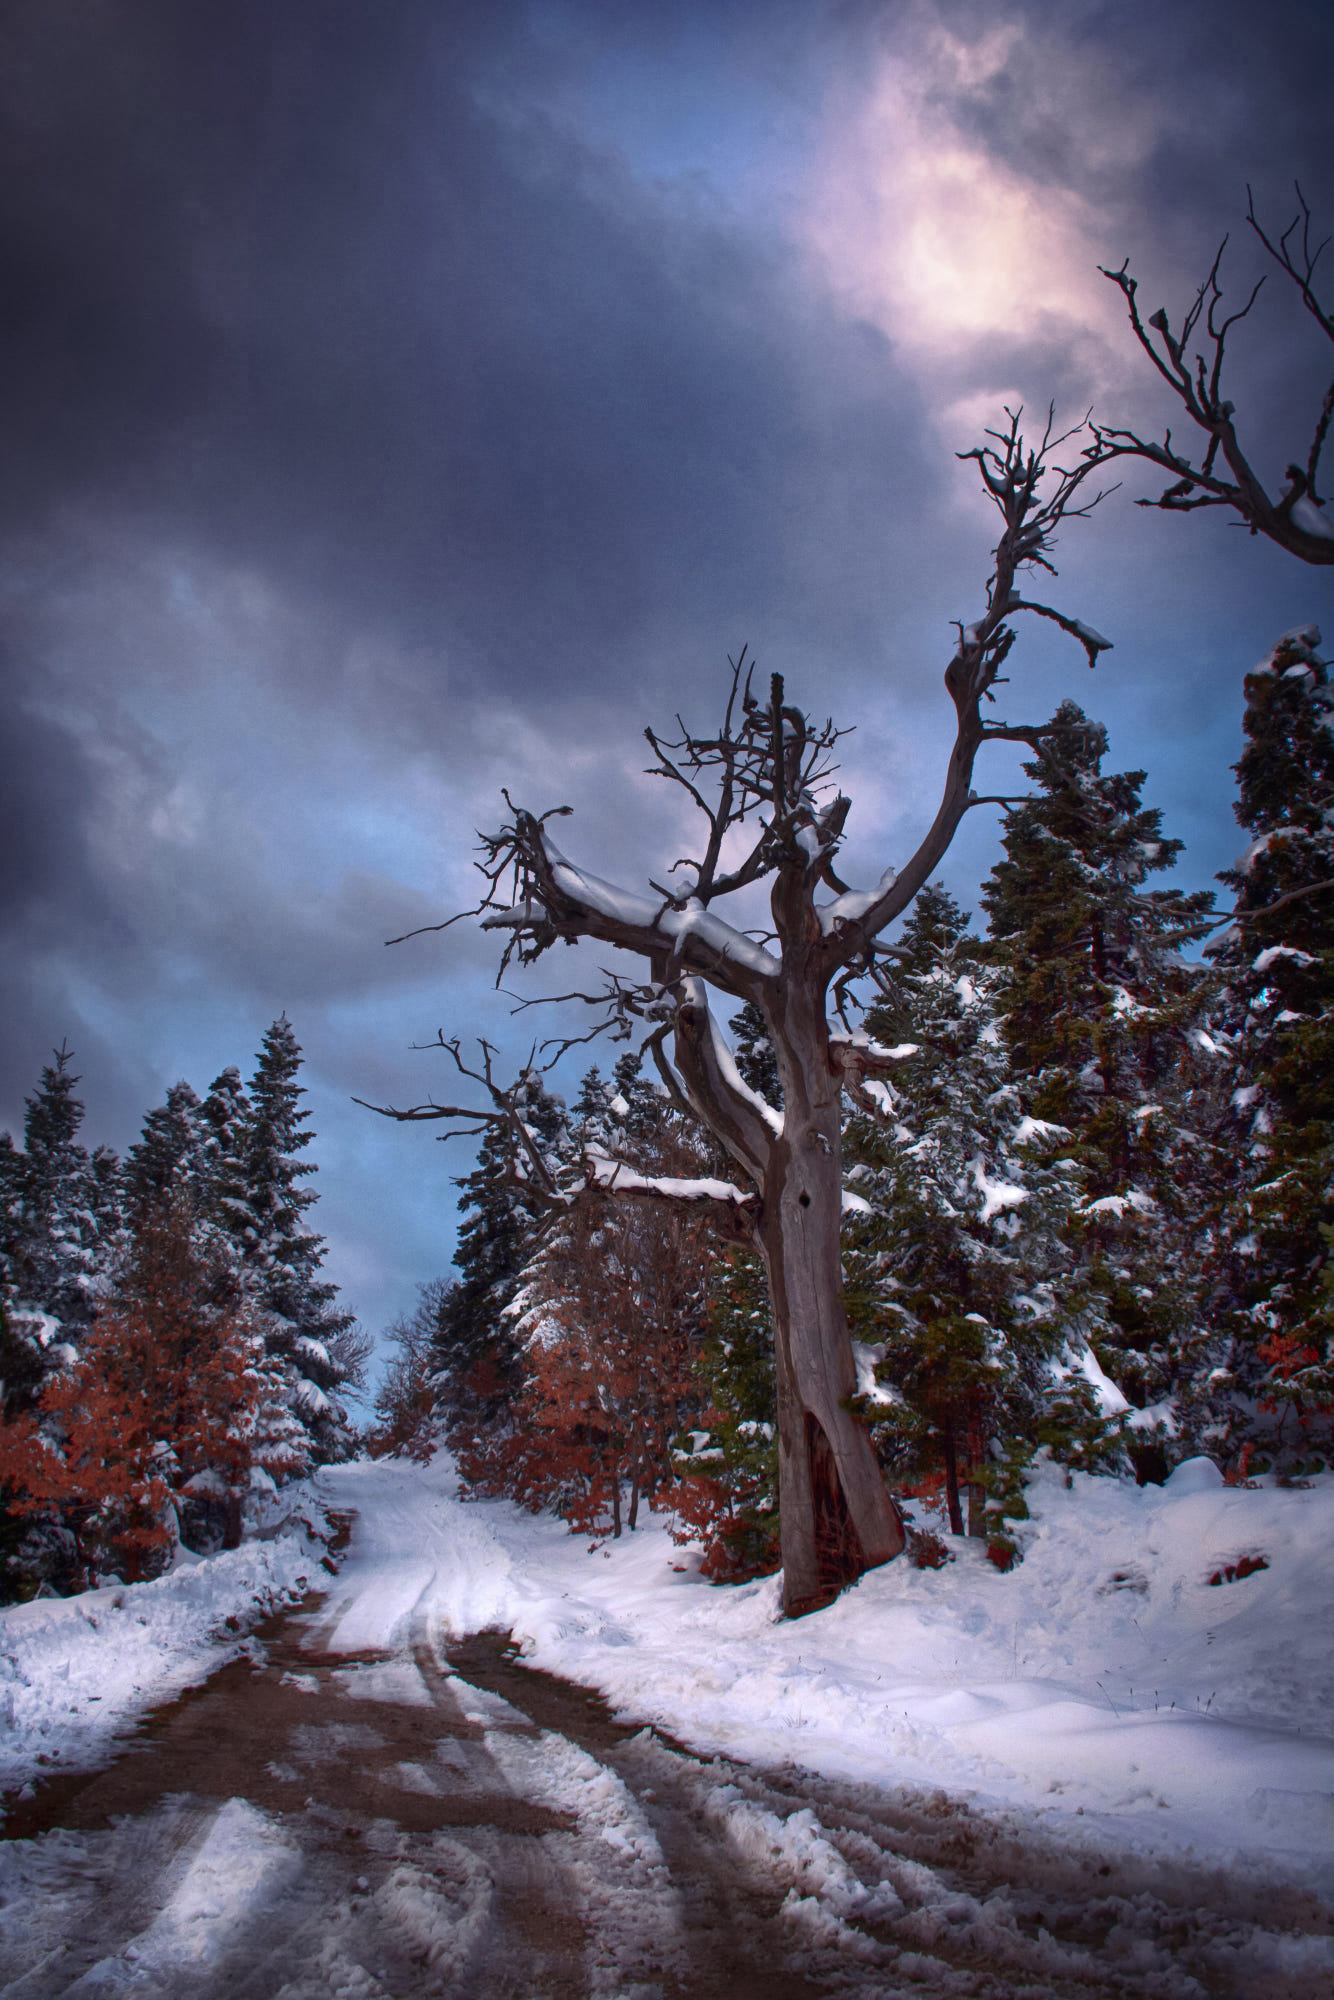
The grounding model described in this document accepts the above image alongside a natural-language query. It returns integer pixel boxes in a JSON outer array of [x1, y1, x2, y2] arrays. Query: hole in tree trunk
[[797, 1191, 811, 1208], [790, 1409, 868, 1616]]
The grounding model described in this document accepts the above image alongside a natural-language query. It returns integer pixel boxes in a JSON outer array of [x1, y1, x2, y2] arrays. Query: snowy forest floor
[[0, 1454, 1330, 1997]]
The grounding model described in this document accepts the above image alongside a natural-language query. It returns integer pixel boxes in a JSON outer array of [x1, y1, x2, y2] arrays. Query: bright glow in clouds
[[803, 16, 1134, 402]]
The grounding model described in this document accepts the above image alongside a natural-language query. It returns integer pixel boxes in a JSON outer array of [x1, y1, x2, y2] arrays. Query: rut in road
[[0, 1579, 1329, 1995]]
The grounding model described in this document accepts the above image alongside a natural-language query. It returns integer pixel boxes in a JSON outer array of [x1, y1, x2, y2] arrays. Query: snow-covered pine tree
[[670, 1244, 779, 1579], [842, 886, 1117, 1553], [224, 1018, 355, 1467], [979, 708, 1219, 1481], [1205, 625, 1334, 1473], [118, 1073, 309, 1536], [5, 1047, 108, 1337], [199, 1065, 253, 1236], [729, 1002, 782, 1107], [0, 1135, 44, 1420], [124, 1081, 209, 1223], [430, 1065, 569, 1451], [0, 1051, 124, 1591]]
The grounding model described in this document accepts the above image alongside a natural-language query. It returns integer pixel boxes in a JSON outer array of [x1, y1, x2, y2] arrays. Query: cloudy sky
[[3, 0, 1331, 1358]]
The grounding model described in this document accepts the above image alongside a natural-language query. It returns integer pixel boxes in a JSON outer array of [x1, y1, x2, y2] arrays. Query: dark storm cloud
[[0, 0, 930, 700], [2, 0, 1331, 1335], [918, 0, 1334, 215]]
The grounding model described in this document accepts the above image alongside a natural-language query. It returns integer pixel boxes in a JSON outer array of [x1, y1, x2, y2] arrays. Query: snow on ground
[[0, 1486, 332, 1800], [2, 1450, 1330, 1905], [314, 1451, 1334, 1889]]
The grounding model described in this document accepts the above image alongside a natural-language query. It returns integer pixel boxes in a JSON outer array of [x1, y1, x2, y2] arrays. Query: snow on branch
[[356, 1034, 759, 1242], [465, 784, 780, 1004], [584, 1146, 756, 1210]]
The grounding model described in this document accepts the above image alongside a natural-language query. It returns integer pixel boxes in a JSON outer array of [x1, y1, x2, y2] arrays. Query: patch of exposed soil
[[0, 1526, 1328, 1999]]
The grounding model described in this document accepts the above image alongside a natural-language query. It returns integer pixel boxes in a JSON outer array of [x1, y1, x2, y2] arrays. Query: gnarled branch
[[1090, 193, 1334, 562]]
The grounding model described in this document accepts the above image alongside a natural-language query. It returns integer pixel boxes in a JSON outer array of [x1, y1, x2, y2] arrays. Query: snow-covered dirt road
[[0, 1457, 1330, 1997]]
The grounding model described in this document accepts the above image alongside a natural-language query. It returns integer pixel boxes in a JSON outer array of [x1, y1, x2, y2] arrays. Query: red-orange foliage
[[1255, 1328, 1333, 1462], [459, 1148, 712, 1538], [0, 1206, 273, 1585], [1257, 1330, 1322, 1390], [667, 1453, 780, 1582]]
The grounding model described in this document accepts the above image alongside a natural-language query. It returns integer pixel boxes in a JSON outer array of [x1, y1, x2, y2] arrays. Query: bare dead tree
[[1087, 184, 1334, 564], [365, 411, 1111, 1617]]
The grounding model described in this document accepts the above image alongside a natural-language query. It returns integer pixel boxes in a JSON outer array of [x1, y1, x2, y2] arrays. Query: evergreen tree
[[0, 1051, 115, 1591], [844, 888, 1118, 1549], [1205, 626, 1334, 1473], [979, 709, 1219, 1480], [223, 1019, 355, 1466], [124, 1081, 208, 1223], [729, 1003, 782, 1108], [88, 1146, 125, 1267], [199, 1065, 253, 1240], [0, 1136, 43, 1418], [8, 1046, 105, 1332], [431, 1067, 569, 1449], [670, 1246, 779, 1579]]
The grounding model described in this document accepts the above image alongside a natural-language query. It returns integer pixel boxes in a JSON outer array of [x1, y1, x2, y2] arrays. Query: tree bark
[[966, 1480, 986, 1539], [757, 991, 904, 1617], [941, 1422, 965, 1537]]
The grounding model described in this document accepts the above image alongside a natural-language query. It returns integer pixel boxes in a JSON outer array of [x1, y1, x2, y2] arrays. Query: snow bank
[[8, 1452, 1329, 1895], [315, 1454, 1334, 1886], [0, 1486, 333, 1802]]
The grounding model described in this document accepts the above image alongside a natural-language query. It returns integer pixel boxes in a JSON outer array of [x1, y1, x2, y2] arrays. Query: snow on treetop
[[1252, 624, 1322, 673], [1068, 618, 1113, 653], [1080, 1191, 1156, 1218], [827, 1030, 920, 1062], [1052, 1340, 1130, 1419]]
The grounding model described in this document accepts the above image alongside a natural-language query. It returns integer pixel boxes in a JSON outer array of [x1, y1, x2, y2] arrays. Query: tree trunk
[[758, 1051, 904, 1618], [941, 1423, 964, 1537], [966, 1480, 986, 1539], [610, 1466, 622, 1539]]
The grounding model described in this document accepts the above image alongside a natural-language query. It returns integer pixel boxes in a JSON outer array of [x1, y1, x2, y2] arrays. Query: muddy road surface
[[0, 1528, 1328, 1998]]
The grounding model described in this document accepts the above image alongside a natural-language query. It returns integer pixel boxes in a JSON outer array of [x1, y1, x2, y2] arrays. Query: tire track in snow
[[444, 1628, 1334, 2000], [0, 1505, 1329, 1997]]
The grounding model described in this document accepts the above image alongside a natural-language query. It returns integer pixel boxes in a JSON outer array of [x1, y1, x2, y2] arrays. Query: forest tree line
[[0, 1018, 365, 1598], [1, 627, 1329, 1600], [375, 634, 1333, 1578]]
